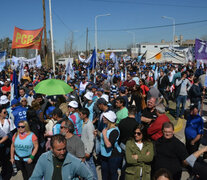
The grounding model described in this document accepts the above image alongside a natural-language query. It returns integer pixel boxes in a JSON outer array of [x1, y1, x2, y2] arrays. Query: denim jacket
[[29, 151, 93, 180]]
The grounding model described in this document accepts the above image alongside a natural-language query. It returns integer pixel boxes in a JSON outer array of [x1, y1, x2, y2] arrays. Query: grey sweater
[[81, 119, 95, 155], [176, 78, 191, 96]]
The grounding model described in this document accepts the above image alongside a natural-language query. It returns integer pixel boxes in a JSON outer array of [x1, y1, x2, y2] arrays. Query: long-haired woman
[[10, 120, 38, 180], [125, 124, 154, 180]]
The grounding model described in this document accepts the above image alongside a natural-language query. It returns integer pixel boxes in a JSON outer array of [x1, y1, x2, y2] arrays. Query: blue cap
[[97, 88, 104, 92], [11, 99, 18, 106], [119, 86, 126, 93], [46, 106, 56, 117], [92, 84, 98, 89]]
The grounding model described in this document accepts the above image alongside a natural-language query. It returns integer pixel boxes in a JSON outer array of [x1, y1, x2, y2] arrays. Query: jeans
[[176, 95, 187, 118], [86, 155, 98, 180], [101, 156, 122, 180], [135, 111, 141, 123]]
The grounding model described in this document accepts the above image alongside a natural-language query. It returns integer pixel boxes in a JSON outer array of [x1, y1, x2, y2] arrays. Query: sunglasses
[[21, 100, 27, 102], [60, 126, 67, 129], [18, 126, 25, 129], [134, 132, 142, 136], [3, 111, 7, 114]]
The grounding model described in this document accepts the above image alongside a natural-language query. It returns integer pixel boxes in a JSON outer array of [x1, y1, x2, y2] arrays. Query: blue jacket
[[29, 151, 93, 180], [12, 106, 27, 127], [185, 114, 204, 140]]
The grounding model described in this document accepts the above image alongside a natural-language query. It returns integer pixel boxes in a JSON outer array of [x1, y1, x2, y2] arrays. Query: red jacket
[[147, 114, 170, 141]]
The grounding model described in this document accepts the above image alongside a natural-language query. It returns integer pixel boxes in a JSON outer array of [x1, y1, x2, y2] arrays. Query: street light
[[95, 13, 111, 64], [126, 31, 136, 49], [162, 16, 175, 47]]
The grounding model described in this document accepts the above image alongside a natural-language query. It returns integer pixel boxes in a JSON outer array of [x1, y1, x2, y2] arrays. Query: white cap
[[103, 111, 117, 123], [68, 101, 78, 108], [84, 92, 93, 101], [0, 95, 9, 105], [101, 94, 109, 102]]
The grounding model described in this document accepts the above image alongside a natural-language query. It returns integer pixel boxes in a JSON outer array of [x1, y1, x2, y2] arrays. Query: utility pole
[[42, 0, 48, 68], [86, 27, 88, 57]]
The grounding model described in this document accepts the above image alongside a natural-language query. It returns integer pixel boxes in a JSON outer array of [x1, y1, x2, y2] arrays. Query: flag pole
[[49, 0, 55, 74]]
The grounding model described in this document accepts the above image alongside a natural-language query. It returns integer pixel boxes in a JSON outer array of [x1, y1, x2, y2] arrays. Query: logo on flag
[[12, 26, 43, 50], [195, 39, 207, 60]]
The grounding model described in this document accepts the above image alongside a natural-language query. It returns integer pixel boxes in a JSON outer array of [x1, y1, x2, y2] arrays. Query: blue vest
[[14, 133, 34, 161], [12, 106, 27, 127], [52, 123, 61, 135], [100, 127, 122, 157], [85, 102, 95, 122], [68, 112, 82, 136]]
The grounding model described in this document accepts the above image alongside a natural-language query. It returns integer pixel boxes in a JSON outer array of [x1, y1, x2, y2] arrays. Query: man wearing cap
[[147, 103, 170, 141], [10, 99, 27, 127], [68, 101, 82, 136], [84, 92, 96, 122], [91, 84, 98, 102]]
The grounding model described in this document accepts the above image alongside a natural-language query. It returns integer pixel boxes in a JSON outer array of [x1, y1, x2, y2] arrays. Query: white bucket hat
[[84, 92, 93, 101], [68, 101, 78, 108], [103, 111, 117, 123], [0, 95, 9, 105]]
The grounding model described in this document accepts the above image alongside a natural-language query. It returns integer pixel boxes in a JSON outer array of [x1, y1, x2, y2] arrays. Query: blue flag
[[89, 48, 96, 70], [12, 70, 19, 99]]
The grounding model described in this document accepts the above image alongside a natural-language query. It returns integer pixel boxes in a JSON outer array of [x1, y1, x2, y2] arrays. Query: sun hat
[[0, 95, 9, 105], [68, 101, 78, 108], [103, 110, 117, 123], [84, 92, 93, 101]]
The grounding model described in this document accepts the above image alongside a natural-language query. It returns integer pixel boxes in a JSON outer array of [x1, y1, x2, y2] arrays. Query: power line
[[88, 0, 207, 9], [89, 19, 207, 32]]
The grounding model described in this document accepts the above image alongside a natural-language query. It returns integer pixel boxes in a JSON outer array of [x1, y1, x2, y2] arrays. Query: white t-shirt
[[135, 142, 143, 177], [0, 119, 16, 134]]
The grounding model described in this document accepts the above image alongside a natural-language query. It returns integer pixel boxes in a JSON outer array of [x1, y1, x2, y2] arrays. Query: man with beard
[[30, 134, 93, 180]]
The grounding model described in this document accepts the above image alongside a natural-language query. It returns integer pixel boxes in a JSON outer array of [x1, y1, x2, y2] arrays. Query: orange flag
[[12, 26, 43, 50]]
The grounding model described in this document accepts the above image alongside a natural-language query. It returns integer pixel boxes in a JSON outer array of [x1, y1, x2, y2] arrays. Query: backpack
[[174, 77, 182, 99]]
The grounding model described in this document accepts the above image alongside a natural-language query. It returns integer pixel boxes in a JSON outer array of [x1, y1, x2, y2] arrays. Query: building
[[136, 41, 180, 55]]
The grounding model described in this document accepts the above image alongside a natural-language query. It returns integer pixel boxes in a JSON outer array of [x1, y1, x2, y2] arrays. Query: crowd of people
[[0, 59, 207, 180]]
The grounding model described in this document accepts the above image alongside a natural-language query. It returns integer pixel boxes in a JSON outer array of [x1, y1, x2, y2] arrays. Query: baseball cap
[[101, 94, 109, 102], [103, 111, 117, 123], [97, 98, 107, 105], [97, 88, 104, 92], [119, 86, 126, 93], [91, 84, 98, 89], [84, 92, 93, 101], [11, 99, 18, 106], [68, 101, 78, 108], [46, 106, 56, 117]]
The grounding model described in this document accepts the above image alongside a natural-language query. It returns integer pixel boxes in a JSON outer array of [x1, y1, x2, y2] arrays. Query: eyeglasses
[[134, 132, 142, 136], [60, 126, 67, 129], [18, 126, 25, 129]]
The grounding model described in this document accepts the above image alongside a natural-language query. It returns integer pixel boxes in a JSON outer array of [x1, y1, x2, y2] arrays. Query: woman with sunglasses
[[10, 120, 38, 180], [20, 97, 29, 109], [125, 124, 154, 180]]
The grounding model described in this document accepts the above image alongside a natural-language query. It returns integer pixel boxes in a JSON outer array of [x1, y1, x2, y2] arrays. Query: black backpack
[[174, 77, 182, 99]]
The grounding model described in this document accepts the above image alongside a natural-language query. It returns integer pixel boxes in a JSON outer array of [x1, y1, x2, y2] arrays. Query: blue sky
[[1, 0, 207, 51]]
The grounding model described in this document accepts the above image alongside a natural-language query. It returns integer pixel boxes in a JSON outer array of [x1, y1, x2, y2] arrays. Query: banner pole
[[49, 0, 55, 74]]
